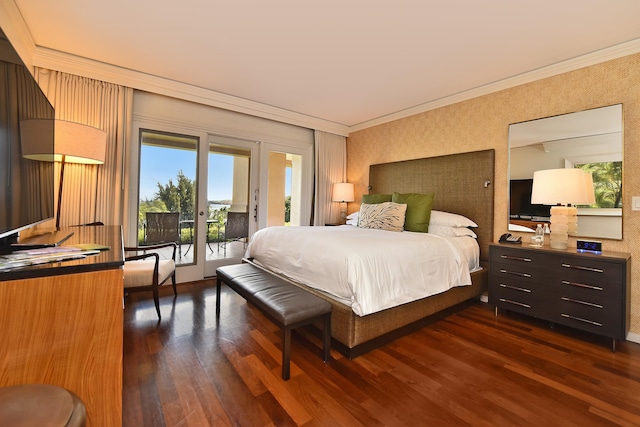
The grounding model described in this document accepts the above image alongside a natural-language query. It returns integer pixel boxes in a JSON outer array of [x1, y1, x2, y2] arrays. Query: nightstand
[[489, 243, 630, 351]]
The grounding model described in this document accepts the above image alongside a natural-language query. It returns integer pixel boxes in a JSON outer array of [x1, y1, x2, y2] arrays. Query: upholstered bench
[[216, 263, 332, 380]]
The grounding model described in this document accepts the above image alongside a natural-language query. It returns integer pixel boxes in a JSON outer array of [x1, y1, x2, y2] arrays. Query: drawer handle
[[501, 255, 531, 262], [561, 313, 603, 327], [499, 269, 532, 278], [561, 280, 603, 291], [499, 283, 532, 293], [561, 297, 603, 309], [499, 298, 531, 308], [561, 263, 603, 273]]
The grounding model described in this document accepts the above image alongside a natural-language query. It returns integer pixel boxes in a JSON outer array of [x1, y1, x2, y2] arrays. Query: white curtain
[[34, 68, 133, 228], [313, 130, 347, 225]]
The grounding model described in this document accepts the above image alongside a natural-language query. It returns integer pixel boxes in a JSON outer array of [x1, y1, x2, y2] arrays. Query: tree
[[155, 170, 195, 219], [579, 162, 622, 208], [285, 195, 291, 223]]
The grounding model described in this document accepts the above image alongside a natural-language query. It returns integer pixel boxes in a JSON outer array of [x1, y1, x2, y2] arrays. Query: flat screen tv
[[509, 178, 551, 220], [0, 28, 55, 244]]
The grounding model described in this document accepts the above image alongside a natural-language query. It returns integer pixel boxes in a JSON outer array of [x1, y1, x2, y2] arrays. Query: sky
[[139, 145, 292, 203], [139, 145, 234, 202]]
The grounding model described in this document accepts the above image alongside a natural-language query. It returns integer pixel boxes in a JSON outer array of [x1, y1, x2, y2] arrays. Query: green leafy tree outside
[[578, 161, 622, 208], [155, 170, 195, 219]]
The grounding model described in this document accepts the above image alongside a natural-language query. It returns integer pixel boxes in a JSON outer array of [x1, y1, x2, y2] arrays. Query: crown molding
[[29, 37, 640, 137], [32, 47, 350, 137], [348, 38, 640, 133], [0, 0, 36, 70]]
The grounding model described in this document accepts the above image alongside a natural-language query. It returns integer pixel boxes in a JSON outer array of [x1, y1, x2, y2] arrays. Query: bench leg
[[282, 326, 291, 380], [322, 313, 331, 362], [216, 276, 222, 317]]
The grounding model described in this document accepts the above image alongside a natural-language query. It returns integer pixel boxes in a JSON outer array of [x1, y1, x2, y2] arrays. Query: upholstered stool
[[0, 384, 86, 427]]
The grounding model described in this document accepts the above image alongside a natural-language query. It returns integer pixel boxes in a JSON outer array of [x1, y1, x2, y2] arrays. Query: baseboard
[[626, 331, 640, 344]]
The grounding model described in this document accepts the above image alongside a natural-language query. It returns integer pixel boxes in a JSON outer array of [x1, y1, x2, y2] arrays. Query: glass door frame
[[203, 134, 259, 277], [128, 119, 209, 283]]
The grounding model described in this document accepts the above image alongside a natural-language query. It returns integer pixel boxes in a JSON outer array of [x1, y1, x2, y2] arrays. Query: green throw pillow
[[361, 193, 392, 204], [391, 192, 434, 232]]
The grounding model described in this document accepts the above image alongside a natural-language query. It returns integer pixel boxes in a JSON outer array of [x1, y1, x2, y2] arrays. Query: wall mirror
[[508, 104, 622, 240]]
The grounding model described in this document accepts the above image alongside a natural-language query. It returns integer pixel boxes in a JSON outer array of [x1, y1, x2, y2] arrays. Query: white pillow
[[429, 210, 477, 228], [428, 224, 477, 238], [358, 202, 407, 232], [346, 211, 359, 225]]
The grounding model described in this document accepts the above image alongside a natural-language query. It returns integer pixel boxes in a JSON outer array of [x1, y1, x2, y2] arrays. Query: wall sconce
[[332, 182, 354, 224], [21, 119, 107, 229], [531, 168, 595, 249]]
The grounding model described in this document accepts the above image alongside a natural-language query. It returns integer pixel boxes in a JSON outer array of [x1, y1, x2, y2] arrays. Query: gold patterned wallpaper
[[347, 53, 640, 334]]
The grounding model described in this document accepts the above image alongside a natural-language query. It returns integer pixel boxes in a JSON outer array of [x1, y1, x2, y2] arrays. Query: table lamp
[[332, 182, 354, 224], [531, 168, 595, 249]]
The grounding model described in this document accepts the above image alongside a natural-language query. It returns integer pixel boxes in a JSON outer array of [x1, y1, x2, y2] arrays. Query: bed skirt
[[244, 258, 488, 358]]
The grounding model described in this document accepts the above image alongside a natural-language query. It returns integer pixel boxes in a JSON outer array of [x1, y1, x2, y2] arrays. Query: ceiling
[[12, 0, 640, 130]]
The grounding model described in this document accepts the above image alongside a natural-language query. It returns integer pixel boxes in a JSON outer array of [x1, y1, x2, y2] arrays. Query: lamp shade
[[531, 168, 593, 206], [332, 183, 354, 203], [21, 119, 107, 164]]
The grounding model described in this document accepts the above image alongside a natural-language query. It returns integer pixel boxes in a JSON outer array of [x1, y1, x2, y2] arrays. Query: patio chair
[[221, 212, 249, 255]]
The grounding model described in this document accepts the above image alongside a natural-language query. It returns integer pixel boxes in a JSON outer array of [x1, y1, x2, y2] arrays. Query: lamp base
[[549, 206, 578, 250], [338, 202, 347, 224]]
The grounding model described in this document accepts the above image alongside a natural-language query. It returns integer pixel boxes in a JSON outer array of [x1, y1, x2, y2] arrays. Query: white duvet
[[245, 225, 480, 316]]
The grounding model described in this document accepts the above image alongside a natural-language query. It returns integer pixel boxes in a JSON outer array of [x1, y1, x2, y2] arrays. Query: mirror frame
[[508, 104, 623, 240]]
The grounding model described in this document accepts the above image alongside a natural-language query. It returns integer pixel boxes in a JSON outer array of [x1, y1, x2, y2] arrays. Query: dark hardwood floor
[[123, 280, 640, 426]]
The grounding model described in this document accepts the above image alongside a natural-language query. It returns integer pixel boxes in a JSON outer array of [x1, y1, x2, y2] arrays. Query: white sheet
[[245, 225, 480, 316]]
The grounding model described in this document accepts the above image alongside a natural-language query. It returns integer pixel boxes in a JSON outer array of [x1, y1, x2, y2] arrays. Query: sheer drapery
[[313, 130, 347, 226], [34, 68, 133, 228]]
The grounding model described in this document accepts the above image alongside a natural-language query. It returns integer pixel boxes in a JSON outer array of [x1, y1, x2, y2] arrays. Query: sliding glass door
[[203, 135, 258, 277]]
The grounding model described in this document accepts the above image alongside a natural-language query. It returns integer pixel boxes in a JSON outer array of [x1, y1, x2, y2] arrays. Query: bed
[[246, 149, 495, 358]]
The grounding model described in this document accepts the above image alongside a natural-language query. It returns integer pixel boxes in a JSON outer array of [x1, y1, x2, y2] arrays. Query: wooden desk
[[0, 225, 124, 427]]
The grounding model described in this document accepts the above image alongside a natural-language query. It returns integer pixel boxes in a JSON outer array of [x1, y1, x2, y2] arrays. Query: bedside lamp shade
[[531, 168, 595, 249], [332, 182, 354, 224], [332, 183, 355, 203]]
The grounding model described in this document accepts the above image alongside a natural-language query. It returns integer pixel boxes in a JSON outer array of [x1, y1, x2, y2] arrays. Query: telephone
[[499, 233, 522, 244]]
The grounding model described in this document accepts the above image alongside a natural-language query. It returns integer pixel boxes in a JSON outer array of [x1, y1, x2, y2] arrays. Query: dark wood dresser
[[489, 243, 630, 351]]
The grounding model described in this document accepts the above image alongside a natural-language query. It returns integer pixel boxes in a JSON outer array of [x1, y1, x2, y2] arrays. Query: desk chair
[[123, 242, 177, 319]]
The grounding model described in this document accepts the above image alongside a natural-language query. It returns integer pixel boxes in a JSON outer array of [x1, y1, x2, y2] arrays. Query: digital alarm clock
[[577, 240, 602, 254]]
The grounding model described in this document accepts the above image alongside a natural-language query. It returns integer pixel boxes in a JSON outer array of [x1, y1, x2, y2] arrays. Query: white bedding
[[244, 225, 480, 316]]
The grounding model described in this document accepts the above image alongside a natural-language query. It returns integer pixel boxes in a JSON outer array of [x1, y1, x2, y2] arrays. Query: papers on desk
[[0, 247, 101, 272]]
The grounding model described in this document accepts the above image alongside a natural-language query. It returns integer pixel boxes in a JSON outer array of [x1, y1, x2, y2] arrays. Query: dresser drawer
[[549, 296, 624, 339], [551, 256, 624, 290], [554, 278, 621, 307], [489, 278, 551, 317], [490, 245, 550, 265]]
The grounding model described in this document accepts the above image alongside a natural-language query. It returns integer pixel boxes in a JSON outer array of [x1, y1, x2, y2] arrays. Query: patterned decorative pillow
[[358, 202, 407, 232]]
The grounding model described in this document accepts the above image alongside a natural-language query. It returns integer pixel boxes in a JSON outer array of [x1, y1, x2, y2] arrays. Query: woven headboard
[[368, 149, 495, 263]]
